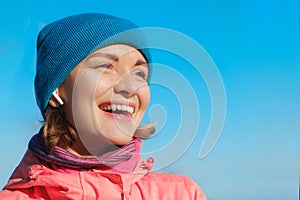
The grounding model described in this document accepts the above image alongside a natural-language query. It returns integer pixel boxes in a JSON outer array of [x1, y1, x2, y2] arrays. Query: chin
[[98, 117, 138, 146], [108, 132, 134, 146]]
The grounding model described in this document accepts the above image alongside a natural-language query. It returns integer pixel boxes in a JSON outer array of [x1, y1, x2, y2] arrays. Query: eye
[[135, 71, 147, 80], [96, 63, 112, 69]]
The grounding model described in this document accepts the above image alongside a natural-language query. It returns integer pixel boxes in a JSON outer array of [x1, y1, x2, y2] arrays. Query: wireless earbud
[[52, 91, 64, 105]]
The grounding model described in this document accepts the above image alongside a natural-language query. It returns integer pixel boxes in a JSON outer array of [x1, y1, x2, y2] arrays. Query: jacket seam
[[79, 172, 84, 200]]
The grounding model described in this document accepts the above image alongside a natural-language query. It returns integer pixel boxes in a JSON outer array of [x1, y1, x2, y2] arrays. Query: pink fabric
[[0, 150, 207, 200], [41, 138, 143, 174], [29, 132, 141, 172]]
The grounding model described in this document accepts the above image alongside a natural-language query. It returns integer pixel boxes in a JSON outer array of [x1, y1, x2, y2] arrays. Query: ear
[[49, 89, 63, 107]]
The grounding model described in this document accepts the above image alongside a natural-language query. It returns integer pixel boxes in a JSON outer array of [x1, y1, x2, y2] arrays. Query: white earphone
[[52, 91, 64, 105]]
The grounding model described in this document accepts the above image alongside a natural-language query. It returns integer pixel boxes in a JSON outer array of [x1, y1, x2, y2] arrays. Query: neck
[[65, 137, 118, 158]]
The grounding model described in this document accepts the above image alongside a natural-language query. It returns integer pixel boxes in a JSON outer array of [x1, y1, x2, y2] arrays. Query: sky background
[[0, 0, 299, 199]]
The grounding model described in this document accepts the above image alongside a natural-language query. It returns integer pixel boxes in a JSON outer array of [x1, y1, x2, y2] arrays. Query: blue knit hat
[[34, 13, 150, 117]]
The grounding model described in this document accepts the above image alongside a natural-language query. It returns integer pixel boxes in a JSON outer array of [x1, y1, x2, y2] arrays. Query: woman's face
[[58, 44, 150, 154]]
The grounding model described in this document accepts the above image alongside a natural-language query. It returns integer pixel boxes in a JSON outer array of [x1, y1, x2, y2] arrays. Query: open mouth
[[99, 102, 135, 117]]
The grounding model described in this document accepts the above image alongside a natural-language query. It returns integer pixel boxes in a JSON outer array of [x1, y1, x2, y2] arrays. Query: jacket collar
[[5, 149, 153, 190]]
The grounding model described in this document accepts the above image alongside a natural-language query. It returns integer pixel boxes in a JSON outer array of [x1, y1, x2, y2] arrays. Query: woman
[[0, 13, 207, 199]]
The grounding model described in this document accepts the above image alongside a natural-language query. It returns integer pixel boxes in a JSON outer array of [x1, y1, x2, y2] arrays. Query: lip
[[98, 101, 136, 121]]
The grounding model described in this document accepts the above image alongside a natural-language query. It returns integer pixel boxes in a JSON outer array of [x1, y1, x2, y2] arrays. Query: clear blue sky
[[0, 1, 299, 199]]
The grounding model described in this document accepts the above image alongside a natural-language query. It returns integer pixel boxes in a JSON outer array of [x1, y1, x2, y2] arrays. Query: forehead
[[88, 44, 146, 61]]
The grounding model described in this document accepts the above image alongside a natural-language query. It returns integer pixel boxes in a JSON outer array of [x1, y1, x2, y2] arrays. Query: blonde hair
[[43, 106, 155, 151]]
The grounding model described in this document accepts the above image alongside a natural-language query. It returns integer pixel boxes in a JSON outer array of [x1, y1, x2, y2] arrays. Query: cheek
[[74, 71, 99, 98], [94, 76, 115, 99], [139, 85, 151, 111]]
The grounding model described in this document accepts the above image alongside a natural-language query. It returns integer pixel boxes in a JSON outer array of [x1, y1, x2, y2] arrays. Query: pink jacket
[[0, 150, 207, 199]]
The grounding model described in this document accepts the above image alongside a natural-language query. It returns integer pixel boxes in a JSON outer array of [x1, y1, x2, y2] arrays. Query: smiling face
[[55, 44, 150, 155]]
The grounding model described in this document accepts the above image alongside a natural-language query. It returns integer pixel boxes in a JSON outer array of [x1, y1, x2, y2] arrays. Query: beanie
[[34, 13, 150, 117]]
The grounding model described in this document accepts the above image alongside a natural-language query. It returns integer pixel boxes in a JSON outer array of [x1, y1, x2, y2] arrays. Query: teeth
[[117, 105, 122, 110], [128, 107, 133, 113], [101, 104, 134, 114]]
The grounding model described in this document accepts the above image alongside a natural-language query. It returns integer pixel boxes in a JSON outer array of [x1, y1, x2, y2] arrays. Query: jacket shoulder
[[137, 172, 207, 200], [8, 149, 41, 181], [0, 188, 33, 200]]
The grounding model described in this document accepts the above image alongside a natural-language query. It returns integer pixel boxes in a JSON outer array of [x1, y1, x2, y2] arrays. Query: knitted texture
[[28, 132, 140, 172], [34, 13, 150, 117]]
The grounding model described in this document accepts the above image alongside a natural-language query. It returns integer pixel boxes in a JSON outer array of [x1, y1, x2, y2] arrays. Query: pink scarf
[[28, 131, 141, 173]]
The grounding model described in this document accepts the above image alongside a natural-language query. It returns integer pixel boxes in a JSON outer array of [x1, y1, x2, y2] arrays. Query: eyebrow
[[135, 59, 147, 66], [87, 52, 148, 67], [87, 52, 119, 61]]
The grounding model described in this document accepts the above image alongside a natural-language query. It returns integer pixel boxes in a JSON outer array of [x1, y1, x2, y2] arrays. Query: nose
[[113, 72, 145, 99]]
